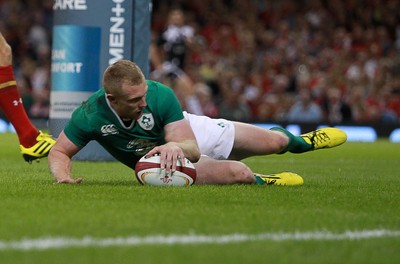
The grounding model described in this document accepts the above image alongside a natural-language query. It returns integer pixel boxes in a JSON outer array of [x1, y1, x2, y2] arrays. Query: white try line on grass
[[0, 229, 399, 251]]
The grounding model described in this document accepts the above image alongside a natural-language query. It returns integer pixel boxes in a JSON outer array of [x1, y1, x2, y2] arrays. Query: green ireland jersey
[[63, 80, 184, 169]]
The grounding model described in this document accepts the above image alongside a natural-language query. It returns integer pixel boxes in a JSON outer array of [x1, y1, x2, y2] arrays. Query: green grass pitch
[[0, 132, 399, 263]]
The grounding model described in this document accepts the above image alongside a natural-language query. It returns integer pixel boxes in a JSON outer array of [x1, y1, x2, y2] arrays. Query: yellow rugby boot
[[255, 172, 304, 186], [300, 127, 347, 150], [20, 131, 56, 163]]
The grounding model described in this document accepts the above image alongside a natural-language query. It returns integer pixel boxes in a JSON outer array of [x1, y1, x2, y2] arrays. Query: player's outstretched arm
[[48, 131, 83, 184]]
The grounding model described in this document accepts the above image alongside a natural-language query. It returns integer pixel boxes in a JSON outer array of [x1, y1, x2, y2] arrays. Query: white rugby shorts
[[183, 111, 235, 160]]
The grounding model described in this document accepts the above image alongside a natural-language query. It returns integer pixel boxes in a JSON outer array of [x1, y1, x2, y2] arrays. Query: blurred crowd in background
[[0, 0, 53, 119], [1, 0, 400, 124]]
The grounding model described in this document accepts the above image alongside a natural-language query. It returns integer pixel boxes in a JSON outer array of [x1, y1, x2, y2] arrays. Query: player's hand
[[55, 177, 83, 184], [146, 143, 185, 173]]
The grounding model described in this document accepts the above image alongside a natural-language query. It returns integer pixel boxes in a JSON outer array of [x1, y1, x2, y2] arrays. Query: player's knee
[[228, 161, 254, 184], [0, 42, 12, 64], [0, 42, 11, 55], [271, 131, 290, 152]]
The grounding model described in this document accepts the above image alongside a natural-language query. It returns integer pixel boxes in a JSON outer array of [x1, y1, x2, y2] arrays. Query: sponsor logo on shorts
[[217, 122, 228, 128], [101, 124, 119, 136]]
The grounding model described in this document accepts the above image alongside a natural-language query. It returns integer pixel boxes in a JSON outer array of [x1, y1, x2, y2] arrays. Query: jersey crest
[[138, 113, 155, 130]]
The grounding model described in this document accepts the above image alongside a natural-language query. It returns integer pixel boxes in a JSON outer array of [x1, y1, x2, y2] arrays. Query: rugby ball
[[134, 155, 196, 186]]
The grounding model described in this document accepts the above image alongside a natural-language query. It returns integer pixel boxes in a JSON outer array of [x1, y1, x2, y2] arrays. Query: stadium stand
[[1, 0, 399, 128]]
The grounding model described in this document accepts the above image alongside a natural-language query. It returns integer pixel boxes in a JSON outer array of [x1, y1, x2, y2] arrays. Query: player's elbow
[[185, 142, 200, 163], [188, 146, 201, 163], [181, 139, 201, 163]]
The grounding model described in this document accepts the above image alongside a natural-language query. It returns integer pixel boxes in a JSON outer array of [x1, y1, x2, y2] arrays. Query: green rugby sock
[[270, 127, 313, 154]]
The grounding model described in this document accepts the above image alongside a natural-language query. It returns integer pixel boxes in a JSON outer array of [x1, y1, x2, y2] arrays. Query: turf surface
[[0, 132, 399, 263]]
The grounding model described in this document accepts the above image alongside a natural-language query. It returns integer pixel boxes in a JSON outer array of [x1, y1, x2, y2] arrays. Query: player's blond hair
[[103, 60, 145, 95]]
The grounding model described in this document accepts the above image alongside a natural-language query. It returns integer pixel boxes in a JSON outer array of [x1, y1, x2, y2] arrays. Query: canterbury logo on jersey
[[101, 124, 119, 136]]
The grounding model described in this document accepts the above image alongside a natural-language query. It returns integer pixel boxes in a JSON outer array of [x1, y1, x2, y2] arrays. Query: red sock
[[0, 65, 39, 147]]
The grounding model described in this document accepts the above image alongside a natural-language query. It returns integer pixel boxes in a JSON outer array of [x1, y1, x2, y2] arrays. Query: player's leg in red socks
[[0, 34, 40, 147], [1, 32, 55, 162], [0, 66, 41, 147]]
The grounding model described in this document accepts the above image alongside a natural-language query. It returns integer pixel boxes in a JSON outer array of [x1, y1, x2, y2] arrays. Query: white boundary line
[[0, 229, 399, 251]]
